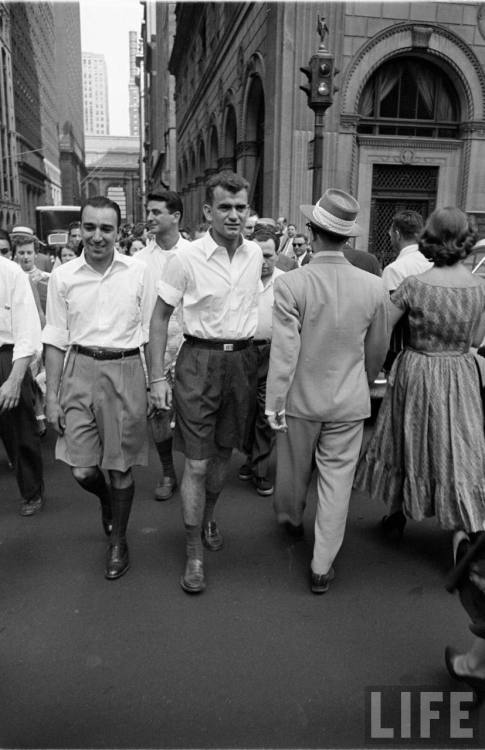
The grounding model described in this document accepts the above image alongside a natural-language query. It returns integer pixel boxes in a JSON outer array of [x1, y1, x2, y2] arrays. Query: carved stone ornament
[[411, 25, 433, 49], [400, 149, 415, 164], [478, 4, 485, 41]]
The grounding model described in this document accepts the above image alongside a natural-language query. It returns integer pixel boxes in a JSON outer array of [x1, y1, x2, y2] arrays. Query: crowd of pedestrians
[[3, 169, 485, 695]]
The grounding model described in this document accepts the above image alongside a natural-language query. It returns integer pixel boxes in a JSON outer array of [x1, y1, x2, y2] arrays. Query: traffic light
[[300, 53, 335, 111]]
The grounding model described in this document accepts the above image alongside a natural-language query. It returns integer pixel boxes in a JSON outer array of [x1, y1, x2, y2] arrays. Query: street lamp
[[300, 16, 339, 202]]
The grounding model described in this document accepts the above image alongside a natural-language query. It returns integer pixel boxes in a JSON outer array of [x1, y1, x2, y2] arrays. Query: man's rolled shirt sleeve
[[12, 270, 42, 360], [42, 270, 69, 351], [157, 253, 186, 308], [265, 276, 302, 415]]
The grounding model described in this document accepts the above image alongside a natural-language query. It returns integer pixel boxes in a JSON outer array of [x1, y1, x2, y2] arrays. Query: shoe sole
[[256, 487, 274, 496], [180, 576, 206, 594], [19, 503, 44, 517], [104, 562, 130, 580], [238, 473, 252, 481], [311, 568, 335, 594], [154, 484, 177, 501], [202, 536, 224, 552]]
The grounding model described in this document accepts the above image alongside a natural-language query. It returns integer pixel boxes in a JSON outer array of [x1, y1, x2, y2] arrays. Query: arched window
[[358, 56, 459, 138]]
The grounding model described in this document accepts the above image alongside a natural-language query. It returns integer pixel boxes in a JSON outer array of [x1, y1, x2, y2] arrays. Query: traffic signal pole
[[300, 17, 338, 202]]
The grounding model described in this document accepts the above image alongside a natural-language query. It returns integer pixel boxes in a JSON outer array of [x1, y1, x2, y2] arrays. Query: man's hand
[[0, 376, 22, 412], [46, 396, 66, 435], [267, 411, 288, 433], [150, 380, 172, 412]]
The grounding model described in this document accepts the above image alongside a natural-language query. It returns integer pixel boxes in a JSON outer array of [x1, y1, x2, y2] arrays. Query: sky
[[79, 0, 143, 136]]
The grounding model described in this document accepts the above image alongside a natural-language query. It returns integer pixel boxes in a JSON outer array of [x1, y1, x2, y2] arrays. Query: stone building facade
[[166, 1, 485, 265], [54, 2, 86, 205], [0, 3, 20, 229], [140, 1, 177, 197], [85, 135, 141, 224]]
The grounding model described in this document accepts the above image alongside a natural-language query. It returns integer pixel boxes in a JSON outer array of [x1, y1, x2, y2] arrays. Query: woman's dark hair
[[419, 207, 478, 267]]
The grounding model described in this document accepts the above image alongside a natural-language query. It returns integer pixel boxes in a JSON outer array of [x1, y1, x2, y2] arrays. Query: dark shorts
[[173, 340, 258, 459]]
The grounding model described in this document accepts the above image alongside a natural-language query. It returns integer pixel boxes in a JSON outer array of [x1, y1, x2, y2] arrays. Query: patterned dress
[[355, 275, 485, 532]]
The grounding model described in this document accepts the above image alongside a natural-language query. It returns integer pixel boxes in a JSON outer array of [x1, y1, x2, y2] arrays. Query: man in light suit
[[265, 189, 388, 594]]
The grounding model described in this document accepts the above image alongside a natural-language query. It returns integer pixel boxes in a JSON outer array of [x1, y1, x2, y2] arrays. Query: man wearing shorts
[[137, 191, 190, 502], [149, 171, 262, 594], [43, 196, 152, 580]]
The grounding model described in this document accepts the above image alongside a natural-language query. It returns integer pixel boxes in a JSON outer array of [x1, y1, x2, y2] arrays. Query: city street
[[0, 426, 484, 749]]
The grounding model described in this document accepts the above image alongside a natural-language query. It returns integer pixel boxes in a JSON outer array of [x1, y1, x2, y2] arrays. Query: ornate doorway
[[368, 164, 438, 267]]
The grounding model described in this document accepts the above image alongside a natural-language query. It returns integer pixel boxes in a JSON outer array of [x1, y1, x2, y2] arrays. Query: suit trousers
[[243, 343, 274, 477], [0, 348, 44, 501], [274, 416, 364, 574]]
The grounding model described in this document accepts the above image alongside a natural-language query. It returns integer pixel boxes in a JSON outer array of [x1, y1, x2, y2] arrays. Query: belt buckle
[[223, 343, 234, 352]]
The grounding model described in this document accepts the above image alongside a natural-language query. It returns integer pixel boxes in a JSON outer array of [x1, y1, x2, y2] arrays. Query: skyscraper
[[82, 51, 109, 135], [128, 30, 140, 138]]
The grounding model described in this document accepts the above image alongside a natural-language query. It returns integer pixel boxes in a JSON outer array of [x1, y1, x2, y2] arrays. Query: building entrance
[[368, 165, 438, 268]]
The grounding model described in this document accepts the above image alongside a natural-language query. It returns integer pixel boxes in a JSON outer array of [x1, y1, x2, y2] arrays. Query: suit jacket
[[266, 252, 389, 421], [343, 248, 381, 276], [275, 254, 298, 272]]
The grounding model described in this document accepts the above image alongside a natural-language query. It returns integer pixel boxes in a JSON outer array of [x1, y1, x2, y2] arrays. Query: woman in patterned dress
[[355, 207, 485, 537]]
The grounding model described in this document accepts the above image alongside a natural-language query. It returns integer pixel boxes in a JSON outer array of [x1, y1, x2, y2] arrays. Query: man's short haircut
[[81, 196, 122, 229], [0, 228, 11, 251], [253, 228, 278, 250], [294, 233, 307, 243], [11, 233, 38, 252], [147, 190, 183, 221], [391, 210, 424, 241], [68, 221, 81, 233], [205, 170, 249, 205]]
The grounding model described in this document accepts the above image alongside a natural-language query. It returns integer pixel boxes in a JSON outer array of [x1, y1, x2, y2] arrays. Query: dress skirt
[[355, 348, 485, 532]]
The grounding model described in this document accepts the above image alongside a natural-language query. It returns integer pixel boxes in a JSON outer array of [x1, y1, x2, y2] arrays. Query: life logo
[[365, 686, 480, 747]]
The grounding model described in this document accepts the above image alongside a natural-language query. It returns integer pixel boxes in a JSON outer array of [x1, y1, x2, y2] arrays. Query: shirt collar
[[398, 243, 419, 257], [258, 267, 284, 292], [202, 230, 248, 259], [149, 234, 186, 253], [75, 248, 130, 273]]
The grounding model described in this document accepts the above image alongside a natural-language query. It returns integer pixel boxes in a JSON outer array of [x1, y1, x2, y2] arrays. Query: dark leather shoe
[[253, 476, 274, 496], [283, 520, 304, 539], [310, 566, 335, 594], [105, 541, 130, 580], [20, 496, 44, 517], [180, 558, 205, 594], [102, 516, 113, 537], [202, 520, 224, 551], [238, 463, 253, 481]]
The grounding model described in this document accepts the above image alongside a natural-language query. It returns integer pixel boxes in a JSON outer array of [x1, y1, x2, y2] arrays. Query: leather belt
[[253, 339, 270, 346], [73, 345, 139, 360], [184, 335, 252, 352]]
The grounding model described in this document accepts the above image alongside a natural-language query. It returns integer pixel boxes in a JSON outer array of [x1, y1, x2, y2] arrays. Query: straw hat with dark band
[[300, 188, 361, 237]]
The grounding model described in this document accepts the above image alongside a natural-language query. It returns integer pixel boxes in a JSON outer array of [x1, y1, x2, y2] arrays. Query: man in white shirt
[[43, 196, 152, 581], [0, 254, 44, 516], [137, 191, 191, 502], [239, 228, 284, 496], [382, 210, 431, 371], [149, 171, 262, 594], [382, 210, 430, 292]]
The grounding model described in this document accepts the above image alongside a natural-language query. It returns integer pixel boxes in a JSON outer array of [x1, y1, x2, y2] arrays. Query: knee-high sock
[[111, 484, 134, 542], [76, 468, 112, 520], [154, 438, 175, 478]]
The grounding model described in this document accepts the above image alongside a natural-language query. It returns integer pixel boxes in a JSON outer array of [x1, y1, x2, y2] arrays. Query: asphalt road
[[1, 426, 484, 749]]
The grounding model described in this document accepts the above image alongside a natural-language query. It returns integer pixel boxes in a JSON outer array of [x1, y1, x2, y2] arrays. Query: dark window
[[357, 57, 459, 138]]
